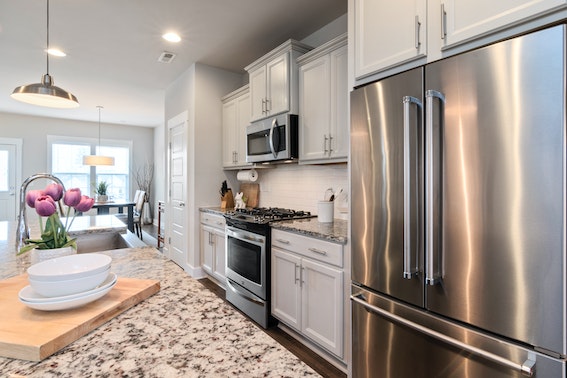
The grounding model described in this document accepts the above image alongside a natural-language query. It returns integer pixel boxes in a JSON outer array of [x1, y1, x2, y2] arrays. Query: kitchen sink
[[75, 231, 146, 253]]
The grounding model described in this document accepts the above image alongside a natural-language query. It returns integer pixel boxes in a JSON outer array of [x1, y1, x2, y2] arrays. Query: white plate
[[20, 273, 117, 303], [19, 273, 117, 311]]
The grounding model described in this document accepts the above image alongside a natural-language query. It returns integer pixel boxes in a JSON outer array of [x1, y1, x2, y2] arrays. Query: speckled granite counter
[[271, 218, 348, 244], [0, 244, 320, 376], [200, 207, 348, 244]]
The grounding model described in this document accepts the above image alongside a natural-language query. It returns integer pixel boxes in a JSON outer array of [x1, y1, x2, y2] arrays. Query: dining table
[[91, 199, 135, 232]]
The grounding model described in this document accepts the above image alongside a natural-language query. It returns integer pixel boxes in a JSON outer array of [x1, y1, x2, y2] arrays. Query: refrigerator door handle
[[403, 95, 422, 279], [351, 293, 537, 377], [425, 89, 445, 285]]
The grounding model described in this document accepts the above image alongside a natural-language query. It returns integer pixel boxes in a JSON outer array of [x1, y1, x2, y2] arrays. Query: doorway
[[0, 138, 22, 221], [167, 112, 188, 269]]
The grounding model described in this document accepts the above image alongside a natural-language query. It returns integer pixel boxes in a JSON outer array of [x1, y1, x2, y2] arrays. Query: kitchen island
[[0, 220, 320, 376]]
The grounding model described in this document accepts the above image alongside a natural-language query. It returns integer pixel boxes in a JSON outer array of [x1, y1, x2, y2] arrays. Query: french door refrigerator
[[351, 24, 566, 377]]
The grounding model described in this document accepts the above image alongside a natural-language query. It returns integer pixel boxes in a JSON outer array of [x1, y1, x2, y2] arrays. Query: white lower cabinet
[[200, 212, 226, 283], [271, 229, 344, 358]]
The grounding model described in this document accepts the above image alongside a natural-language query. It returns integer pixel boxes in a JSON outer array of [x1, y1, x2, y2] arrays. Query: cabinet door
[[329, 45, 348, 161], [200, 225, 214, 275], [271, 247, 302, 331], [299, 55, 330, 162], [249, 66, 267, 122], [301, 258, 343, 357], [441, 0, 567, 48], [222, 100, 237, 167], [354, 0, 427, 79], [266, 53, 290, 116], [212, 229, 226, 281], [236, 92, 251, 166]]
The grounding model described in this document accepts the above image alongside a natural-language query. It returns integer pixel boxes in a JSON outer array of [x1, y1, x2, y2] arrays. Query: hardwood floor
[[198, 278, 346, 378], [142, 223, 346, 378]]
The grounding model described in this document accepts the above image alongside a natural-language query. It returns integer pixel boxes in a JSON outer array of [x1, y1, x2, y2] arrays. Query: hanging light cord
[[97, 105, 103, 149], [46, 0, 50, 76]]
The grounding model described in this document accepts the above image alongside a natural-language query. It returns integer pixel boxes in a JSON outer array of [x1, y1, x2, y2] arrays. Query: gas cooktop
[[224, 207, 314, 225]]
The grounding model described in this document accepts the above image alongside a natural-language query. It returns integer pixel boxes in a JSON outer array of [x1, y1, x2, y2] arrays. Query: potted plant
[[134, 163, 154, 224], [95, 181, 109, 202], [19, 183, 95, 264]]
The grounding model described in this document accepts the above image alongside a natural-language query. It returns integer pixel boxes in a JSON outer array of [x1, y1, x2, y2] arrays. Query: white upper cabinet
[[354, 0, 427, 79], [245, 40, 312, 122], [222, 85, 252, 169], [352, 0, 567, 81], [441, 0, 567, 48], [298, 34, 348, 164]]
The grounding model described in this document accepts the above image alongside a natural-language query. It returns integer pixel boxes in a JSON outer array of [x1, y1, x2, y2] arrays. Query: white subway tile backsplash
[[255, 164, 348, 220]]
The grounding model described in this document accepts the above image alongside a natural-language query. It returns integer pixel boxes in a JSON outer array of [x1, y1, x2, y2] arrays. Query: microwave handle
[[269, 118, 279, 159]]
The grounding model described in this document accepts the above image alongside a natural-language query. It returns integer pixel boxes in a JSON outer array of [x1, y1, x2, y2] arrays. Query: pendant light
[[11, 0, 79, 108], [83, 106, 115, 166]]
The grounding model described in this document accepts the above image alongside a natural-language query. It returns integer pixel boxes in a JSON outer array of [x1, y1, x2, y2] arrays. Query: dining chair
[[133, 190, 146, 239]]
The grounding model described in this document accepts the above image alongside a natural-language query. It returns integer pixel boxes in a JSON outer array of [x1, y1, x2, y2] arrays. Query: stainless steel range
[[224, 207, 313, 328]]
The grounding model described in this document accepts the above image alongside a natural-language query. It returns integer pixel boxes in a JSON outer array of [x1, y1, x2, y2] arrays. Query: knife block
[[220, 189, 234, 210]]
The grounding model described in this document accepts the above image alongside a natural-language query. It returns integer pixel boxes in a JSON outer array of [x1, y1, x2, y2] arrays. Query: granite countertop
[[199, 207, 348, 244], [271, 217, 348, 245], [199, 206, 232, 215], [0, 247, 320, 376]]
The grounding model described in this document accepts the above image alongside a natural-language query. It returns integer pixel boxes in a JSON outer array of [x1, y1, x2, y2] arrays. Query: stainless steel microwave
[[246, 114, 298, 163]]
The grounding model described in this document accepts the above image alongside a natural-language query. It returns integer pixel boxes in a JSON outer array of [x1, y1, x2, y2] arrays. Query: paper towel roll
[[237, 169, 258, 182]]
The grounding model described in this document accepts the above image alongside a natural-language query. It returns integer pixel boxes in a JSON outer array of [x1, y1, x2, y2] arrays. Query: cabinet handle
[[276, 238, 290, 244], [308, 247, 328, 256], [301, 266, 305, 285], [328, 135, 334, 155], [441, 3, 447, 40], [216, 221, 224, 226], [415, 15, 421, 49], [266, 98, 271, 112], [262, 98, 266, 114], [324, 134, 329, 153]]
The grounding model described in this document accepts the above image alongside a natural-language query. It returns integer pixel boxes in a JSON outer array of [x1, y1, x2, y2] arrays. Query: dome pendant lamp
[[11, 0, 79, 108], [83, 106, 115, 166]]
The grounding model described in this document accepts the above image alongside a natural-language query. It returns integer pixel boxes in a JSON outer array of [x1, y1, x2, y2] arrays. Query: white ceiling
[[0, 0, 346, 128]]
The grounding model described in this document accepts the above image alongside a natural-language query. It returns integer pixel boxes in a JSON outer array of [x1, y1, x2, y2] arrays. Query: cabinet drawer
[[200, 212, 226, 230], [272, 229, 343, 267]]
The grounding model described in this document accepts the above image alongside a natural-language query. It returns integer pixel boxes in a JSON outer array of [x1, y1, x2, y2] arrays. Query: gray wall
[[0, 112, 154, 201]]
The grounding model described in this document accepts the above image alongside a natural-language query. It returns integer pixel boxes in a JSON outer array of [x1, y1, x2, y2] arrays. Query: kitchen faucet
[[15, 173, 66, 253]]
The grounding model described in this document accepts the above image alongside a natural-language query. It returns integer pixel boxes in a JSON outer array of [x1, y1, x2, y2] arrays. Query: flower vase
[[30, 246, 76, 265], [97, 195, 108, 203]]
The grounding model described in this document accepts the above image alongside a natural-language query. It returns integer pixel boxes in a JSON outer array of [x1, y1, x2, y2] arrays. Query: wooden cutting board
[[0, 274, 160, 361], [239, 183, 259, 208]]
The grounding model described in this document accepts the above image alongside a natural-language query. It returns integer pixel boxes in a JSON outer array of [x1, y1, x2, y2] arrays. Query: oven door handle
[[227, 279, 265, 306], [226, 227, 265, 247]]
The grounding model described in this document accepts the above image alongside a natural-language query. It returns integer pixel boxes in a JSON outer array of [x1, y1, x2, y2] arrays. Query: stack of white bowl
[[19, 253, 117, 311]]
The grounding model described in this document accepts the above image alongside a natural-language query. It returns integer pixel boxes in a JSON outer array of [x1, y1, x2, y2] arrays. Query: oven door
[[225, 226, 266, 300]]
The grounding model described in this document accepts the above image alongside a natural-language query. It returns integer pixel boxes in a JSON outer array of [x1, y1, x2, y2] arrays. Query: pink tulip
[[25, 190, 45, 208], [63, 188, 82, 207], [34, 195, 57, 217], [44, 183, 64, 201], [75, 196, 95, 212]]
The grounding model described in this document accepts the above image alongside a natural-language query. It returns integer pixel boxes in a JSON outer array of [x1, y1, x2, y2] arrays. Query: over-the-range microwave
[[246, 113, 298, 164]]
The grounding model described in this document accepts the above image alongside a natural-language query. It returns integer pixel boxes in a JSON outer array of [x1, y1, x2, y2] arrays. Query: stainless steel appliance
[[224, 207, 313, 328], [246, 113, 298, 163], [350, 24, 566, 377]]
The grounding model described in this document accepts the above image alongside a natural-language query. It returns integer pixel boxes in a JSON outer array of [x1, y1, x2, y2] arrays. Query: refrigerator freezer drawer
[[351, 284, 565, 378]]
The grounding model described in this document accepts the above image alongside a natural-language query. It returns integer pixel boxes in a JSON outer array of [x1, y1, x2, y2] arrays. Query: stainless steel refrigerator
[[350, 24, 566, 377]]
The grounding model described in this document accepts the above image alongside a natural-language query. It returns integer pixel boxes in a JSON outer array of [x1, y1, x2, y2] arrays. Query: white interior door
[[0, 139, 22, 221], [167, 112, 187, 269]]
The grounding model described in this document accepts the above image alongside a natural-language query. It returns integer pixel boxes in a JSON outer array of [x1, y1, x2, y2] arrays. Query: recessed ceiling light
[[46, 48, 66, 57], [162, 32, 181, 43]]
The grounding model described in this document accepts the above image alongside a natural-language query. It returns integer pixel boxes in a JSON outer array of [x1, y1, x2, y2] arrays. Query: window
[[48, 136, 132, 200]]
